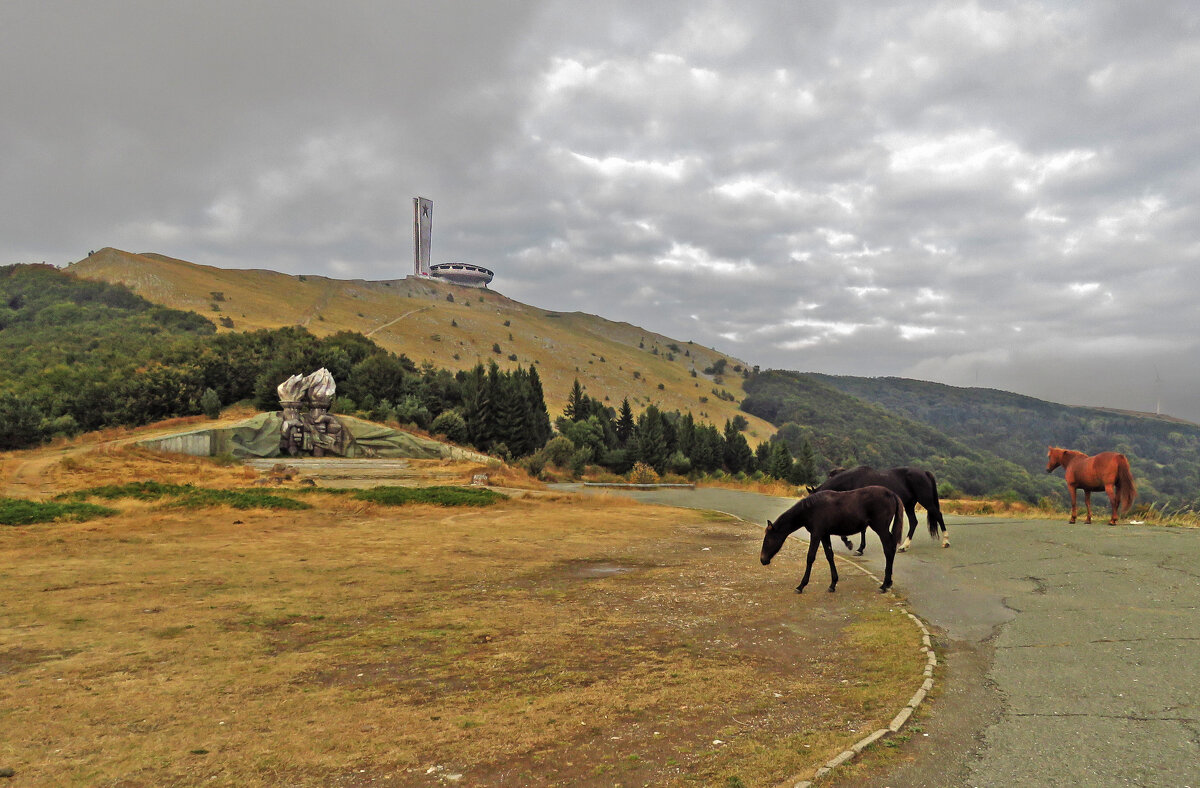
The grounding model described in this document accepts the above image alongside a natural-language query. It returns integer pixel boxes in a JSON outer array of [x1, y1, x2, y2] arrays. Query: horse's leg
[[934, 507, 950, 548], [1084, 490, 1093, 524], [878, 521, 896, 592], [898, 503, 918, 551], [855, 527, 866, 556], [1105, 482, 1119, 525], [796, 537, 820, 593], [1068, 485, 1078, 524], [822, 535, 838, 592], [840, 534, 853, 550]]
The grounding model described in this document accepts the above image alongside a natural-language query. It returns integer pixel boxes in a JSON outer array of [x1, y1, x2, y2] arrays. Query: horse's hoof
[[827, 585, 836, 593], [1085, 519, 1092, 524], [878, 584, 891, 593], [942, 541, 950, 548], [1068, 518, 1076, 524], [853, 549, 864, 556], [898, 546, 908, 553], [795, 586, 805, 594]]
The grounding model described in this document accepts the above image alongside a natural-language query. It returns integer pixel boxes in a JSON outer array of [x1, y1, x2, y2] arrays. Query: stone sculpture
[[277, 367, 349, 457]]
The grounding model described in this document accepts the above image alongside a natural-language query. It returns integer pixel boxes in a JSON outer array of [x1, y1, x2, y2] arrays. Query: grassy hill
[[69, 248, 774, 439], [61, 249, 1199, 507]]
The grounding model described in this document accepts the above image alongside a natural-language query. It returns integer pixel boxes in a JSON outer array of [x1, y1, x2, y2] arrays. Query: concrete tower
[[413, 196, 433, 276]]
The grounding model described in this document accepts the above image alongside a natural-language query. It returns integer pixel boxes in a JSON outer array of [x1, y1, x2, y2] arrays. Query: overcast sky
[[4, 1, 1199, 423]]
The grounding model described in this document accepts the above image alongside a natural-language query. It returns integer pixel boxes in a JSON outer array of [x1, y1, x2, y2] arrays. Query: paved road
[[560, 486, 1200, 787]]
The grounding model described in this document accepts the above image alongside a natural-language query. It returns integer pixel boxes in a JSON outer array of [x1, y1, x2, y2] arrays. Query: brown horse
[[1046, 447, 1137, 525]]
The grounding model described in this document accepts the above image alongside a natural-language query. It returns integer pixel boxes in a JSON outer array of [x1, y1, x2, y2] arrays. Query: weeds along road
[[559, 485, 1200, 787]]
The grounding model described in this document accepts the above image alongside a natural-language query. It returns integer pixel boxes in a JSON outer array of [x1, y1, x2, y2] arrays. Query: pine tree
[[564, 378, 585, 422], [635, 405, 668, 473], [524, 365, 552, 450], [795, 439, 817, 485], [494, 372, 528, 456], [676, 411, 696, 458], [616, 397, 634, 444], [768, 441, 794, 480]]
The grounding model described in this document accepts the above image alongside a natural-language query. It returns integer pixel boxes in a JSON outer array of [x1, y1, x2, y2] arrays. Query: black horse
[[810, 466, 949, 554], [759, 486, 903, 594]]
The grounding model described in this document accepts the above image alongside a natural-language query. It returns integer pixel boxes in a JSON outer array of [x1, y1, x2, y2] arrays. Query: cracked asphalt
[[561, 486, 1200, 787]]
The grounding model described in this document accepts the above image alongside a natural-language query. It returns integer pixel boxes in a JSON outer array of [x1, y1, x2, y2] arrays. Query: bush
[[666, 450, 691, 475], [568, 447, 592, 477], [200, 388, 221, 419], [521, 451, 547, 478], [392, 395, 431, 429], [430, 411, 469, 444], [542, 435, 576, 467], [628, 462, 660, 484]]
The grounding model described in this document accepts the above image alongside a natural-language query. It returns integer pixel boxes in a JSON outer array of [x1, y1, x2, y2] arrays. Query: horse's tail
[[1117, 455, 1137, 515], [925, 471, 944, 538], [892, 494, 904, 547]]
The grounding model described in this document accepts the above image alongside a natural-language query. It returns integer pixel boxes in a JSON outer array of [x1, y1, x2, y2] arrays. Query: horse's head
[[760, 519, 787, 565], [1046, 446, 1063, 473]]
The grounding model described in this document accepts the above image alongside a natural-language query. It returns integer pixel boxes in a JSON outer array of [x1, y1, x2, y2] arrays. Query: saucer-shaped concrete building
[[412, 197, 494, 288], [428, 261, 494, 287]]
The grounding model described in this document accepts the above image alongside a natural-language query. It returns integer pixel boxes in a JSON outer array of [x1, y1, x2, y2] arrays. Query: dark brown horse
[[1045, 447, 1137, 525], [759, 486, 903, 594], [811, 465, 949, 554]]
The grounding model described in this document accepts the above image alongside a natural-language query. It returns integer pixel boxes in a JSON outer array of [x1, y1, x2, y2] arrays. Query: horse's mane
[[775, 494, 822, 532]]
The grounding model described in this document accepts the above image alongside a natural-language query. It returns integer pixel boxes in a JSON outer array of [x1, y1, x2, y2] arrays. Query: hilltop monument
[[277, 368, 351, 457], [410, 196, 494, 287]]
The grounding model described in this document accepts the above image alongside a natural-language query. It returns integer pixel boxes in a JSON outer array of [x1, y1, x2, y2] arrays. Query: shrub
[[628, 462, 660, 484], [430, 411, 469, 444], [666, 450, 691, 475], [542, 435, 576, 467], [568, 447, 592, 477], [200, 388, 221, 419]]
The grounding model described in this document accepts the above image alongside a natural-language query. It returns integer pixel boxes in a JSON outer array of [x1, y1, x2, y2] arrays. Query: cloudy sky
[[5, 1, 1199, 422]]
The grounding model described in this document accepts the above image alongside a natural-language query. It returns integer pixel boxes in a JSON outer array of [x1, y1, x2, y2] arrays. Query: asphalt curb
[[631, 503, 938, 788], [785, 551, 938, 788]]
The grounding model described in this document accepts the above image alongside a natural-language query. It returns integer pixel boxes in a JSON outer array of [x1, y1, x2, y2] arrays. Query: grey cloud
[[3, 0, 1200, 422]]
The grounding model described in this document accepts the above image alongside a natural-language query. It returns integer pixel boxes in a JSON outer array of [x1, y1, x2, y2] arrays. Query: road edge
[[782, 552, 938, 788]]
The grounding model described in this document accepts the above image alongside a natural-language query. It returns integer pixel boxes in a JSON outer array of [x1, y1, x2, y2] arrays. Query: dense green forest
[[740, 370, 1062, 502], [804, 373, 1200, 507]]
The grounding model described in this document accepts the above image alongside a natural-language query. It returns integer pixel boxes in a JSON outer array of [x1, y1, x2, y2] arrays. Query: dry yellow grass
[[0, 448, 924, 786], [67, 248, 776, 441]]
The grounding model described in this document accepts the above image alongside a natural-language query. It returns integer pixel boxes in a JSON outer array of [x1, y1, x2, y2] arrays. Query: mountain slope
[[741, 370, 1062, 502], [805, 373, 1200, 506], [69, 248, 774, 438]]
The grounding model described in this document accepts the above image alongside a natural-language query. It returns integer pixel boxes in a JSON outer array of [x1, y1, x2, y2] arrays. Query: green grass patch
[[57, 481, 193, 502], [0, 497, 117, 526], [58, 482, 311, 511], [350, 485, 507, 507]]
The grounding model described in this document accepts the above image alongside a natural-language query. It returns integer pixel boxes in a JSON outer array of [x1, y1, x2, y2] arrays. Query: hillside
[[741, 370, 1062, 502], [804, 373, 1200, 506], [69, 248, 774, 439]]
